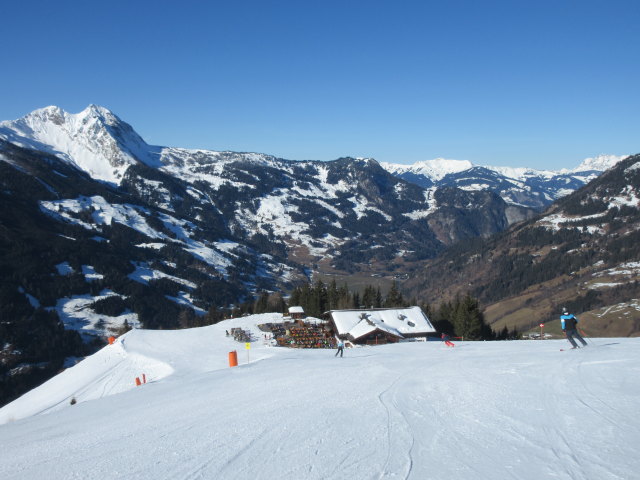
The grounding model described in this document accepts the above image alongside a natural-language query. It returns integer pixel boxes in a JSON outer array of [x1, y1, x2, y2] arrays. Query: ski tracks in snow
[[376, 374, 415, 480]]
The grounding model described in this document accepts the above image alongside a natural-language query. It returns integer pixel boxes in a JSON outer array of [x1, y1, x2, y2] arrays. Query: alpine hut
[[327, 306, 435, 345]]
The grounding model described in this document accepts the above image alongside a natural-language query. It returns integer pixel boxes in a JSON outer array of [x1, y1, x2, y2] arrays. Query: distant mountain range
[[382, 154, 627, 210]]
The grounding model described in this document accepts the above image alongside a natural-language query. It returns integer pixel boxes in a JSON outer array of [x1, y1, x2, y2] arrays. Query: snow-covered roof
[[328, 307, 435, 340], [288, 306, 304, 314]]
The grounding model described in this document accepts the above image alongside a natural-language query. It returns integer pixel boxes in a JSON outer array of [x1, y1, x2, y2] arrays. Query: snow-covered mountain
[[0, 105, 161, 184], [381, 154, 628, 209], [404, 154, 640, 335], [1, 106, 539, 270], [1, 105, 626, 210], [0, 313, 638, 480]]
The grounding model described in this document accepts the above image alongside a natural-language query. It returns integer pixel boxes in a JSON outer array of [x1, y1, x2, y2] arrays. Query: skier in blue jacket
[[560, 308, 587, 349]]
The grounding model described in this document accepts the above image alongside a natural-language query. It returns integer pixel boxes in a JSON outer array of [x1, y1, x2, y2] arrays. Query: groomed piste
[[1, 313, 638, 479]]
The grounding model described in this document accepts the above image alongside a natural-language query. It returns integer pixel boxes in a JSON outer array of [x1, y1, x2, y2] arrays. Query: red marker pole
[[539, 323, 545, 340]]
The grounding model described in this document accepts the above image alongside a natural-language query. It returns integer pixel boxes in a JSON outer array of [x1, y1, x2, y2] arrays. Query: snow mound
[[0, 313, 283, 424]]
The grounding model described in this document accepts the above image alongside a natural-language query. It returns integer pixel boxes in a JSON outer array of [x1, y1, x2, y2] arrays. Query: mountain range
[[404, 154, 640, 337], [0, 104, 636, 406]]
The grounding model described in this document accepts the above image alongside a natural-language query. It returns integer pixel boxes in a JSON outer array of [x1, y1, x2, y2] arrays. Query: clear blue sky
[[3, 0, 638, 169]]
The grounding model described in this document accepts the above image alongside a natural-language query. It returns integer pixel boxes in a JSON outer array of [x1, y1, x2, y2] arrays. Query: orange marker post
[[228, 351, 238, 367]]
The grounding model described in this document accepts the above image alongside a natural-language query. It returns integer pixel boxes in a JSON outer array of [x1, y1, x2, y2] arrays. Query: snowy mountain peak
[[572, 154, 628, 172], [381, 158, 474, 181], [0, 105, 155, 185]]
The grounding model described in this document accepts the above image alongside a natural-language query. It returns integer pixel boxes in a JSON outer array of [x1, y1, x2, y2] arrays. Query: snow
[[350, 196, 393, 221], [0, 105, 156, 185], [608, 186, 640, 208], [17, 287, 40, 308], [572, 154, 628, 172], [588, 282, 623, 289], [625, 161, 640, 172], [54, 291, 139, 338], [1, 313, 638, 479], [81, 265, 104, 282], [128, 262, 197, 289], [41, 196, 162, 238], [41, 195, 234, 276], [331, 307, 435, 339], [165, 292, 207, 314], [55, 261, 74, 275], [593, 262, 640, 279], [381, 158, 474, 181]]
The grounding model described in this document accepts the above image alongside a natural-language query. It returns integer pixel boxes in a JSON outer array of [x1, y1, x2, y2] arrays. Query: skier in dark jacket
[[560, 308, 587, 349]]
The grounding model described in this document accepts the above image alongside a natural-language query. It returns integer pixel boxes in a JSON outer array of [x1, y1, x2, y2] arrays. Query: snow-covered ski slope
[[1, 313, 638, 480]]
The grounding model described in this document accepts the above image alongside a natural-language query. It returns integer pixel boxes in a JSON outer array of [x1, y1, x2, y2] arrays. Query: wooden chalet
[[326, 306, 435, 345], [288, 306, 305, 320]]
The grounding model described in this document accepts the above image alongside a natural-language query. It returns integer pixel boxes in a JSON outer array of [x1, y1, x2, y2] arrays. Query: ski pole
[[579, 327, 592, 345]]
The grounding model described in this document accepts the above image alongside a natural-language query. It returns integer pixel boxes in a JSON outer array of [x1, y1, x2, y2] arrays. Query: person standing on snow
[[560, 308, 587, 349], [335, 339, 344, 357]]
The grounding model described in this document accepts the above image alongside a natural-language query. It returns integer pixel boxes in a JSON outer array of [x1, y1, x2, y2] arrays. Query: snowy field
[[0, 313, 639, 480]]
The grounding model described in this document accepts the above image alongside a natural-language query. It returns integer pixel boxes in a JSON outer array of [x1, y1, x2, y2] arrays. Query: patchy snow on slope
[[54, 290, 139, 338], [165, 292, 207, 314], [41, 195, 234, 275], [350, 196, 392, 221], [593, 262, 640, 279], [128, 262, 197, 289], [607, 186, 640, 208], [18, 287, 41, 308], [0, 313, 638, 480], [81, 265, 104, 282], [540, 212, 606, 233], [55, 261, 74, 275], [135, 242, 166, 250], [157, 148, 258, 190], [41, 195, 162, 238]]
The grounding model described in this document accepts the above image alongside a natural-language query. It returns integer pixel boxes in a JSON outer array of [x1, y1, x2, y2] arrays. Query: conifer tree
[[384, 281, 404, 307], [451, 294, 492, 340], [253, 291, 269, 314], [327, 279, 340, 310]]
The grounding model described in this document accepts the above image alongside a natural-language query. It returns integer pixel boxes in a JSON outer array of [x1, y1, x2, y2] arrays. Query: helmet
[[562, 308, 568, 314]]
